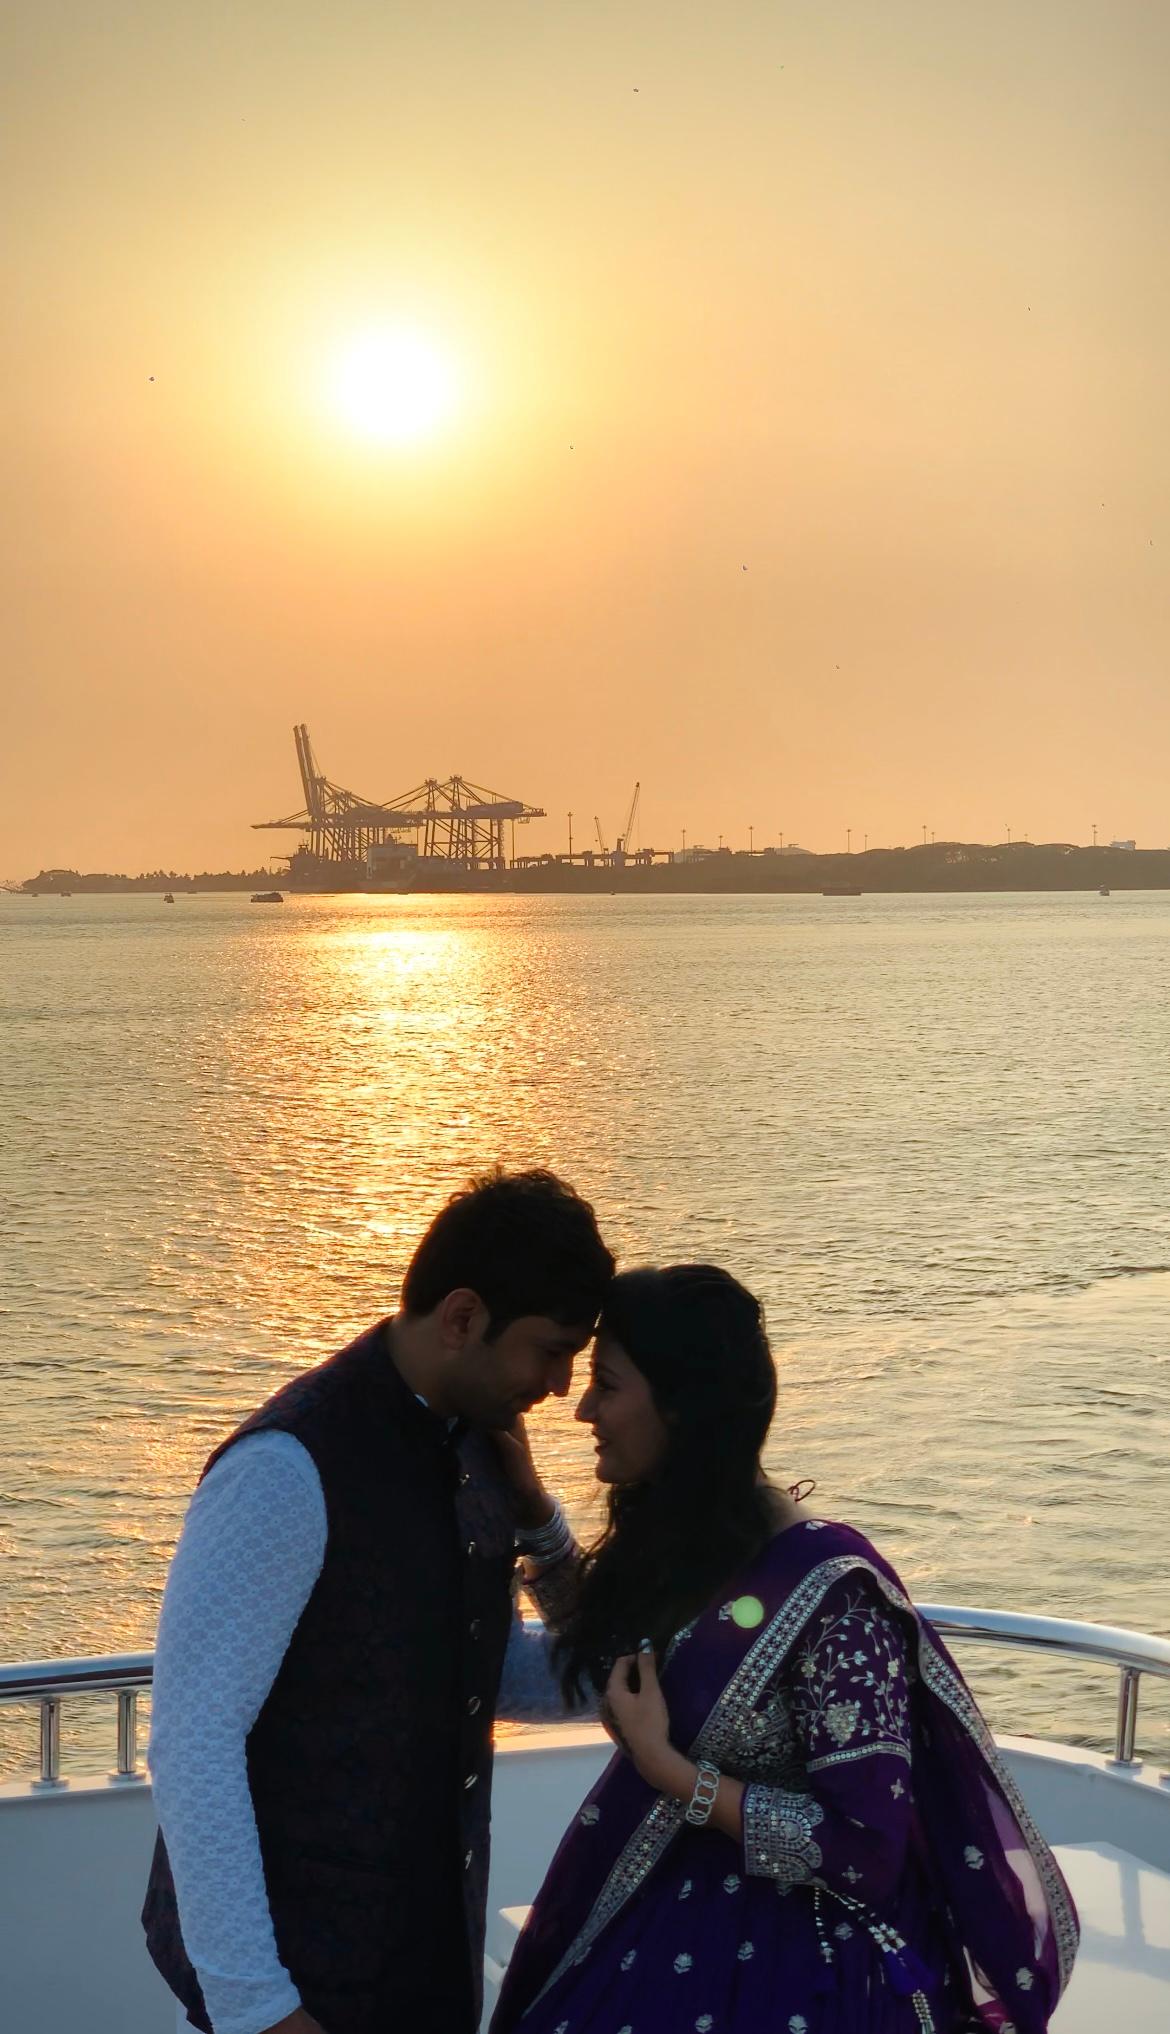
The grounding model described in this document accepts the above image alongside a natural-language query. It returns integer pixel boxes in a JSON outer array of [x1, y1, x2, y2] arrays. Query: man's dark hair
[[401, 1168, 614, 1336]]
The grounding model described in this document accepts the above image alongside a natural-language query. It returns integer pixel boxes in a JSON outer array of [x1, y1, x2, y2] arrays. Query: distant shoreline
[[16, 844, 1170, 895], [509, 843, 1170, 894]]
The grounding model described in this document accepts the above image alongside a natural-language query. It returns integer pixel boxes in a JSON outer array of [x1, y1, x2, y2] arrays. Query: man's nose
[[548, 1355, 574, 1399]]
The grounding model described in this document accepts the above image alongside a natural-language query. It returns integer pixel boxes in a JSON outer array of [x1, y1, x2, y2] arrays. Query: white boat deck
[[2, 1608, 1169, 2032]]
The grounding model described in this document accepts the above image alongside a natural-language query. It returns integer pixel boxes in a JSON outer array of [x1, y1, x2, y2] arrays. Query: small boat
[[250, 891, 284, 904], [163, 894, 174, 904], [822, 886, 862, 897], [1099, 886, 1111, 897]]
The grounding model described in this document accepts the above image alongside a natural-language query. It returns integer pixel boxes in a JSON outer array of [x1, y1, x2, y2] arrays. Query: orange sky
[[4, 2, 1168, 875]]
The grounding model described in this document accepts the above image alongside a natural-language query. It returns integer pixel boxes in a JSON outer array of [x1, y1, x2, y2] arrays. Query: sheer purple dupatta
[[493, 1521, 1078, 2033], [903, 1603, 1079, 2028]]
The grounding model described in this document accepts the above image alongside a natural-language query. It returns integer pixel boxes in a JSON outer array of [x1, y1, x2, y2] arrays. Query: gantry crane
[[254, 725, 545, 879]]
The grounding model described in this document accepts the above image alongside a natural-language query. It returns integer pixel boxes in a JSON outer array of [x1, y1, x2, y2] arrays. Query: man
[[143, 1169, 613, 2034]]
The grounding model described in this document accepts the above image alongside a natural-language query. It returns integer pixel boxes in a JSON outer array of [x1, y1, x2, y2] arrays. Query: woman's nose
[[575, 1387, 595, 1423]]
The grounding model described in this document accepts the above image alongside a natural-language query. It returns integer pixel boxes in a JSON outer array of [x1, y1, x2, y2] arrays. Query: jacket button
[[469, 1618, 481, 1638], [459, 1470, 471, 1487], [466, 1539, 477, 1558], [464, 1849, 473, 1871], [467, 1695, 481, 1716], [463, 1771, 478, 1790]]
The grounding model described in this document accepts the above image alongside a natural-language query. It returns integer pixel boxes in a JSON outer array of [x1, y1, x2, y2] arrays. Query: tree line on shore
[[19, 840, 1170, 896], [21, 869, 280, 893]]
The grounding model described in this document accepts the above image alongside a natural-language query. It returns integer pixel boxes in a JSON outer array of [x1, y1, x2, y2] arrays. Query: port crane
[[615, 782, 640, 860], [591, 785, 641, 866], [254, 724, 545, 877]]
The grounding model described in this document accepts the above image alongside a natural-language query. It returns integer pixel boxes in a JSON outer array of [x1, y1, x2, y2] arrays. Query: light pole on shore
[[846, 828, 851, 854], [568, 811, 573, 860], [749, 825, 754, 855]]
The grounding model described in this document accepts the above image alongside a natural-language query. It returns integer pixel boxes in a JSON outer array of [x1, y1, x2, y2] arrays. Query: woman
[[495, 1266, 1077, 2034]]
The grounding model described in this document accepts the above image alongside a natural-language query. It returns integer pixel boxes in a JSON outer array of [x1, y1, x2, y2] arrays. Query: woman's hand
[[491, 1415, 555, 1531], [602, 1649, 681, 1791]]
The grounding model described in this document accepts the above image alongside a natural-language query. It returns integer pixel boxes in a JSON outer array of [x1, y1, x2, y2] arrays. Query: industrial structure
[[254, 725, 545, 888], [593, 783, 642, 865]]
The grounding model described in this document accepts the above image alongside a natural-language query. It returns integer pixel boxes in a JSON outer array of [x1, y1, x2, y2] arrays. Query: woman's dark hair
[[401, 1167, 614, 1336], [557, 1264, 778, 1702]]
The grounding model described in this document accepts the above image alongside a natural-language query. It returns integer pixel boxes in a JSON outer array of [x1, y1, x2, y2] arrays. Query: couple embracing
[[143, 1169, 1076, 2034]]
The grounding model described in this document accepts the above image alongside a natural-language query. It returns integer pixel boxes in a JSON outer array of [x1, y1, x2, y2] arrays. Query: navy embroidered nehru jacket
[[142, 1319, 517, 2034]]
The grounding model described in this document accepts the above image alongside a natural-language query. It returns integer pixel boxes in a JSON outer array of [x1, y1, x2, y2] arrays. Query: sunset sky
[[4, 2, 1168, 874]]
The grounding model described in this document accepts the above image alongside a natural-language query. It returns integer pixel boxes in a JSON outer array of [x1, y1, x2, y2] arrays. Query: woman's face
[[575, 1331, 670, 1484]]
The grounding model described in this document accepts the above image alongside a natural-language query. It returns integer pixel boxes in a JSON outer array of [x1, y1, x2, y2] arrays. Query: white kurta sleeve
[[496, 1612, 565, 1720], [149, 1430, 328, 2034]]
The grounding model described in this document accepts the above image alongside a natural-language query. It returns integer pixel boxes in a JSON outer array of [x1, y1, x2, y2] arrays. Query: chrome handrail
[[0, 1655, 154, 1702], [918, 1605, 1170, 1763], [917, 1606, 1170, 1682], [3, 1609, 1169, 1787]]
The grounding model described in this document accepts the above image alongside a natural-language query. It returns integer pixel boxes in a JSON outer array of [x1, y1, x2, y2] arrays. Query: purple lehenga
[[492, 1520, 1077, 2034]]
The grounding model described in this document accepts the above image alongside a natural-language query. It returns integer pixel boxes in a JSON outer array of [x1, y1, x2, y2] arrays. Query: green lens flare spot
[[730, 1594, 765, 1630]]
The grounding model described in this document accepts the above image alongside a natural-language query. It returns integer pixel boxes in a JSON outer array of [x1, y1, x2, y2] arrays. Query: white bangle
[[515, 1498, 571, 1560], [685, 1760, 721, 1826]]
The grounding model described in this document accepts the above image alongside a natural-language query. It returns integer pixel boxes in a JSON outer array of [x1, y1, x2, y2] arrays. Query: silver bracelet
[[685, 1760, 721, 1826], [515, 1498, 571, 1559]]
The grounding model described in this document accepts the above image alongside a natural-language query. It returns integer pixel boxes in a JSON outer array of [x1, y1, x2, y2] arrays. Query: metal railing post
[[112, 1688, 141, 1780], [31, 1695, 66, 1789], [1114, 1666, 1141, 1764]]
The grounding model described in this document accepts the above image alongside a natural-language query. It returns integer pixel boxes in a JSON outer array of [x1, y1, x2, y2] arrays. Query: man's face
[[456, 1312, 594, 1429]]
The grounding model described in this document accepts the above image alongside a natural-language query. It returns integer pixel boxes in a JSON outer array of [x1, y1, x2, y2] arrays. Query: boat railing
[[3, 1606, 1169, 1790], [917, 1604, 1170, 1767], [0, 1652, 154, 1789]]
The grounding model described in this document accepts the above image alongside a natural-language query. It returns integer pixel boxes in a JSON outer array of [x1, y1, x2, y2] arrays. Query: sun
[[329, 327, 458, 446]]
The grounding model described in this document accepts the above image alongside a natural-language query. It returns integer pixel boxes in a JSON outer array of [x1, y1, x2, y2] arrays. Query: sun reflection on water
[[3, 891, 1170, 1773]]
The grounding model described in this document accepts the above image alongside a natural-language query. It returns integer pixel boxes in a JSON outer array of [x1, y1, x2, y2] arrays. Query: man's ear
[[437, 1287, 485, 1351]]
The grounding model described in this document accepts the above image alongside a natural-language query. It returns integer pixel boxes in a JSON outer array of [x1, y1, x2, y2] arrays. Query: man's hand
[[261, 2010, 328, 2034]]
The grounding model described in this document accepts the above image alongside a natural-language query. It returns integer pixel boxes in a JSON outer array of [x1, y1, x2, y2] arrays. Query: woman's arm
[[606, 1571, 916, 1906], [493, 1416, 583, 1632]]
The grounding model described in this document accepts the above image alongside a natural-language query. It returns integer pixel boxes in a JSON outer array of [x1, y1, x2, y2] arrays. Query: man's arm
[[150, 1432, 327, 2034]]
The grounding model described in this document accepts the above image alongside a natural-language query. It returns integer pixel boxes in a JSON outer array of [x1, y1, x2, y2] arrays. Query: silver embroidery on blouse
[[806, 1737, 912, 1774], [791, 1581, 913, 1771], [743, 1784, 825, 1886]]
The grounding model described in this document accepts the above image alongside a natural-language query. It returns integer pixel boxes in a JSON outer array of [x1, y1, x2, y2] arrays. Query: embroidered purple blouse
[[492, 1518, 1077, 2034]]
